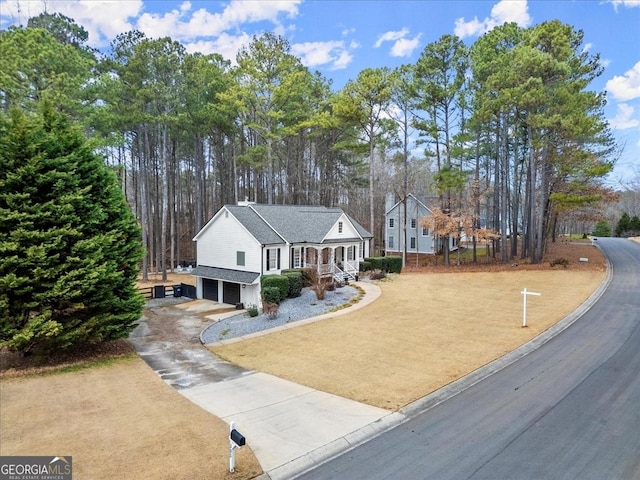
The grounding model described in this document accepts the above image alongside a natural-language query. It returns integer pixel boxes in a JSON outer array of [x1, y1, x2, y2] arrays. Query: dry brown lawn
[[212, 243, 606, 410], [0, 356, 262, 480], [136, 272, 197, 288], [1, 240, 606, 478]]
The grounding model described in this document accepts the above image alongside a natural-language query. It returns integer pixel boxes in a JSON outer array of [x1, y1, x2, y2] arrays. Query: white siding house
[[192, 202, 372, 306]]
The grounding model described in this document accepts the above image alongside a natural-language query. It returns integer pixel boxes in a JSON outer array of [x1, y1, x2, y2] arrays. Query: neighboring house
[[384, 193, 457, 256], [192, 201, 372, 306]]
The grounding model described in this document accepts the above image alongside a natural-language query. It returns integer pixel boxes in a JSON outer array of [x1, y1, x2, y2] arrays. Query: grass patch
[[213, 269, 605, 411], [1, 356, 262, 480]]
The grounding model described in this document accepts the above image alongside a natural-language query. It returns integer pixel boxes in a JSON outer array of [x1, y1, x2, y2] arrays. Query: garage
[[202, 278, 218, 301], [223, 282, 241, 305]]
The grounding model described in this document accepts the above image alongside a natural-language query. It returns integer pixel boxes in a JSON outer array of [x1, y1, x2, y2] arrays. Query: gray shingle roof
[[225, 205, 284, 245], [251, 204, 341, 243], [221, 203, 372, 245], [191, 266, 260, 284]]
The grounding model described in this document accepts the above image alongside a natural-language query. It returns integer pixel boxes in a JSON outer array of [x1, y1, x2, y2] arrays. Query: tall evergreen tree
[[0, 106, 144, 354]]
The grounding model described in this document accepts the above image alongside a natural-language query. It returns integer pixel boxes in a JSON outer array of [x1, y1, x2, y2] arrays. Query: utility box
[[153, 285, 165, 299]]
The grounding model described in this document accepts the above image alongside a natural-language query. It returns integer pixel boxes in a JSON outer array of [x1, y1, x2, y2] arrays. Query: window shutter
[[266, 249, 270, 271], [277, 248, 281, 269]]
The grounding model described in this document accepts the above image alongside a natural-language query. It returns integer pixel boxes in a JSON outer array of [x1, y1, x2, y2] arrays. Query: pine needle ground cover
[[212, 244, 606, 410]]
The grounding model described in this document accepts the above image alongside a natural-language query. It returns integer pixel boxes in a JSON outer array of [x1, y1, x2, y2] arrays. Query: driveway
[[127, 283, 396, 478]]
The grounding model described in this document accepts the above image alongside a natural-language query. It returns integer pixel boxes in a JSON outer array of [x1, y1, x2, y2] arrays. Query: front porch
[[292, 244, 363, 282]]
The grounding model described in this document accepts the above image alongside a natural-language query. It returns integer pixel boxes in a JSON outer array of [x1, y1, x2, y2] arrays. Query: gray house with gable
[[192, 201, 372, 306]]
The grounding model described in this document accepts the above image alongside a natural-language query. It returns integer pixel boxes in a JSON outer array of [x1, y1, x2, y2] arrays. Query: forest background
[[2, 12, 639, 280]]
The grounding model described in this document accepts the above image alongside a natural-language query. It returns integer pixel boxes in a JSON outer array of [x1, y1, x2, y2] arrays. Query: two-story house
[[384, 193, 456, 256]]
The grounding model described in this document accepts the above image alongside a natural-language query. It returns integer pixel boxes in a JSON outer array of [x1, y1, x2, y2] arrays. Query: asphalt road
[[297, 237, 640, 480]]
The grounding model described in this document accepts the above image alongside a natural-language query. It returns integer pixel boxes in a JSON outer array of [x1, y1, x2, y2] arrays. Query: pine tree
[[0, 106, 144, 354], [615, 212, 631, 237], [592, 221, 611, 237]]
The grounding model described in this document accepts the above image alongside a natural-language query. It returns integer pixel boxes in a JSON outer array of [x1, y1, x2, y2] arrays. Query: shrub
[[282, 268, 313, 287], [550, 258, 569, 268], [261, 286, 281, 305], [326, 281, 336, 292], [359, 261, 372, 272], [247, 305, 259, 317], [385, 256, 403, 273], [282, 271, 303, 298], [363, 256, 402, 273], [261, 275, 289, 300], [369, 269, 387, 280], [262, 302, 278, 319]]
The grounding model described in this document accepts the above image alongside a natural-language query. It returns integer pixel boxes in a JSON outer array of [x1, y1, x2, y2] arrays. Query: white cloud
[[454, 0, 531, 38], [0, 0, 143, 47], [374, 28, 409, 48], [390, 34, 421, 57], [291, 40, 356, 70], [606, 61, 640, 101], [374, 27, 421, 58], [136, 0, 301, 41], [183, 32, 252, 63], [332, 50, 354, 70], [609, 103, 640, 129], [609, 0, 640, 12]]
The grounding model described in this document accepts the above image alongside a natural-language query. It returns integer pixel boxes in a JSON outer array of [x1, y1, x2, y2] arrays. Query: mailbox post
[[229, 421, 246, 473]]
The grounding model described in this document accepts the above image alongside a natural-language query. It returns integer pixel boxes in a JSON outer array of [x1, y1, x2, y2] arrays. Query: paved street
[[297, 238, 640, 480]]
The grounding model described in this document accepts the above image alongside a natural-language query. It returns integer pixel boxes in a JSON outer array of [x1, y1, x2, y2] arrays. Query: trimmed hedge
[[282, 271, 303, 298], [261, 286, 281, 305], [282, 268, 313, 287], [364, 256, 402, 273], [261, 275, 289, 299]]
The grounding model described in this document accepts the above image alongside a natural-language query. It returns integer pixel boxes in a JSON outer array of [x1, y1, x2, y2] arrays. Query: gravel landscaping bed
[[201, 285, 360, 343]]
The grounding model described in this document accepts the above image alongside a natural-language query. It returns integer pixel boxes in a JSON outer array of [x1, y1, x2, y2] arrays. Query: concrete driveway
[[128, 285, 398, 479]]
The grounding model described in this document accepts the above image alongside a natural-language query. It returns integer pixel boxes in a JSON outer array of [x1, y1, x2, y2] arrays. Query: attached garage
[[191, 265, 260, 306], [223, 282, 241, 305], [202, 278, 218, 301]]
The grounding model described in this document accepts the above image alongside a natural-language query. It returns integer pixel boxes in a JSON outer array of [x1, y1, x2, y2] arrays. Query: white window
[[338, 221, 343, 233], [389, 218, 394, 228], [422, 226, 429, 236], [266, 248, 280, 271], [347, 246, 355, 261], [293, 248, 302, 268], [237, 251, 245, 266], [410, 237, 416, 249], [388, 236, 394, 249], [410, 218, 416, 229]]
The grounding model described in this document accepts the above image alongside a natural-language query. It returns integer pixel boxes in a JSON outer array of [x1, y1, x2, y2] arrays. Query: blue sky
[[1, 0, 638, 186]]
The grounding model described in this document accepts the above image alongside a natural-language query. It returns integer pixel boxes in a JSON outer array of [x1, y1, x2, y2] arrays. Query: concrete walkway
[[129, 282, 400, 479]]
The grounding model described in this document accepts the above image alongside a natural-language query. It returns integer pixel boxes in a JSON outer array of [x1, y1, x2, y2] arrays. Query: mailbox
[[230, 429, 245, 448]]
